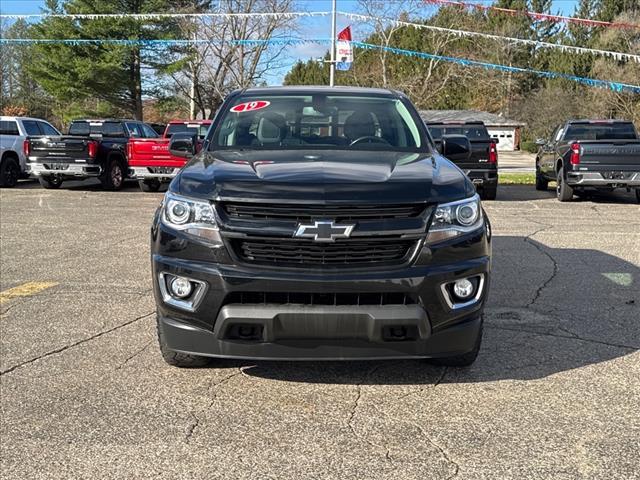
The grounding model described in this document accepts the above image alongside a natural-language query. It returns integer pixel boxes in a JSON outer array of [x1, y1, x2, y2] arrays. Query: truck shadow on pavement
[[495, 184, 638, 204], [235, 236, 638, 385]]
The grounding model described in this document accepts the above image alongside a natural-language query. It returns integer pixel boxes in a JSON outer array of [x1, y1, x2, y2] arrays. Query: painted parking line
[[0, 282, 58, 305]]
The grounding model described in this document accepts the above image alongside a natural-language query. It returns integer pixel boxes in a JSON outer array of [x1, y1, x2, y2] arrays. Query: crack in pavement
[[411, 421, 460, 480], [184, 369, 243, 444], [115, 340, 153, 370], [0, 312, 155, 376], [395, 366, 447, 402], [487, 324, 637, 350], [346, 363, 395, 465], [523, 224, 560, 308]]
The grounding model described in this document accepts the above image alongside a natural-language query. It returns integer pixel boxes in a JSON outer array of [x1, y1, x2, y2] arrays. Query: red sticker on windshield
[[230, 100, 270, 113]]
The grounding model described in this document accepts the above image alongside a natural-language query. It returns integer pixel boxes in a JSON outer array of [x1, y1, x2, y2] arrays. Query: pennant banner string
[[424, 0, 640, 30], [352, 41, 640, 94], [0, 11, 330, 20], [339, 12, 639, 63], [1, 37, 637, 93]]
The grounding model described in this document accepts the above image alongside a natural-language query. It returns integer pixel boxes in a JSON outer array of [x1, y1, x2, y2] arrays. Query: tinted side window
[[0, 121, 20, 135], [38, 122, 60, 136], [141, 123, 159, 138], [23, 120, 42, 136], [126, 122, 142, 138], [102, 122, 125, 137]]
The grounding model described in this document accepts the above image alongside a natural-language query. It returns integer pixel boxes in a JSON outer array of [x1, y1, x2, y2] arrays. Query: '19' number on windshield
[[230, 101, 271, 113]]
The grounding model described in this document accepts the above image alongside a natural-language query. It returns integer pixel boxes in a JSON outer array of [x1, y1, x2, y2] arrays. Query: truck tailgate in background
[[577, 140, 640, 169], [127, 138, 184, 167], [28, 136, 89, 163]]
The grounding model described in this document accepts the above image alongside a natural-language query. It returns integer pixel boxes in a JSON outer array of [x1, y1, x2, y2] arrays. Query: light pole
[[329, 0, 336, 87]]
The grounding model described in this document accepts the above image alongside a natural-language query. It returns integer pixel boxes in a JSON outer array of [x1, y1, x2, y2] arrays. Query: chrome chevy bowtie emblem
[[294, 220, 355, 242]]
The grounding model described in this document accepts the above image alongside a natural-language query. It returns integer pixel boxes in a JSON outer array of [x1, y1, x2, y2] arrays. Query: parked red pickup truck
[[127, 120, 211, 191]]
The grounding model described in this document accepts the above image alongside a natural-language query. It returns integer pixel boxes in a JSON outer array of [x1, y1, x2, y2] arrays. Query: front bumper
[[129, 166, 180, 181], [27, 162, 101, 178], [566, 171, 640, 187], [152, 220, 491, 360]]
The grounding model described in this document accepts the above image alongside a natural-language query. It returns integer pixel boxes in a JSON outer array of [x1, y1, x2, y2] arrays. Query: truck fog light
[[170, 276, 193, 299], [453, 278, 474, 299]]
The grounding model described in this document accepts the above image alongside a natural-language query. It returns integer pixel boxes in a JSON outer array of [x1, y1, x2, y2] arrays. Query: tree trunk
[[131, 47, 143, 120]]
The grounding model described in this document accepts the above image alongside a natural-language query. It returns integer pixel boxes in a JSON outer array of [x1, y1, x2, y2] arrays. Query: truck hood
[[176, 149, 474, 203]]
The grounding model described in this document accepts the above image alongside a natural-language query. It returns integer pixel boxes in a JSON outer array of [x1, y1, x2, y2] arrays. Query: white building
[[420, 110, 526, 152]]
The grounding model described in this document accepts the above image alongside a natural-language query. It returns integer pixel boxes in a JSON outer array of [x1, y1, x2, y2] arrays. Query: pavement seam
[[0, 311, 155, 376]]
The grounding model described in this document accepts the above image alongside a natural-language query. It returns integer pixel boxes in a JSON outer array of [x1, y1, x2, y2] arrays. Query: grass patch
[[499, 173, 536, 185]]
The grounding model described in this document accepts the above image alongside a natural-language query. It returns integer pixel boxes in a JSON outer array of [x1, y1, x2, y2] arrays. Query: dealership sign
[[336, 26, 352, 71]]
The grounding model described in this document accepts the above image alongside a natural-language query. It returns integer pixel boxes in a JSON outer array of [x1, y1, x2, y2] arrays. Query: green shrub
[[520, 141, 538, 153]]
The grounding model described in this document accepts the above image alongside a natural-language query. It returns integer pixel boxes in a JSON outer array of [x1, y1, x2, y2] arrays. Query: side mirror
[[440, 134, 471, 162], [169, 132, 197, 158], [535, 138, 546, 146]]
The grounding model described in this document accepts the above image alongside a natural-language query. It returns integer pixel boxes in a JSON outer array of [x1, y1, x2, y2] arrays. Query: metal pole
[[329, 0, 336, 87]]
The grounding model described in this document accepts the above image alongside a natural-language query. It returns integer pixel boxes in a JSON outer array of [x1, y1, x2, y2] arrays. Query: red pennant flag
[[337, 26, 352, 41]]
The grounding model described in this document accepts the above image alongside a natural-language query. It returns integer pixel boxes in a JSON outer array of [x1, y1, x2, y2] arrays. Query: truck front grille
[[224, 291, 416, 306], [222, 202, 425, 222], [231, 237, 417, 268]]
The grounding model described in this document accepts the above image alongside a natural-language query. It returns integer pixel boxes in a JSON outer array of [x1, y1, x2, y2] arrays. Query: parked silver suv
[[0, 116, 60, 187]]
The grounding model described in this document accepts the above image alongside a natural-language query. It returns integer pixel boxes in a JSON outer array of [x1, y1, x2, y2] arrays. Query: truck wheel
[[101, 158, 126, 191], [481, 186, 497, 200], [0, 157, 20, 188], [430, 317, 483, 367], [535, 170, 548, 191], [156, 314, 211, 368], [38, 175, 63, 189], [139, 179, 161, 192], [556, 167, 574, 202]]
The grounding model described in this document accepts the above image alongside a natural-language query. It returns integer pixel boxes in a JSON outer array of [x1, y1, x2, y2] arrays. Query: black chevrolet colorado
[[425, 121, 498, 200], [151, 87, 491, 367], [535, 119, 640, 202], [25, 119, 158, 190]]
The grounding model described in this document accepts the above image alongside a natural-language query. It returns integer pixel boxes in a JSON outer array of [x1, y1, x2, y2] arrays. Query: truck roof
[[71, 118, 138, 123], [0, 116, 51, 122], [236, 85, 402, 97], [168, 119, 212, 125], [426, 121, 486, 126], [567, 119, 633, 124]]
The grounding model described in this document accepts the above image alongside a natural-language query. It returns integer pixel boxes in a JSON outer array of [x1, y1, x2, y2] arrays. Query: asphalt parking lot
[[1, 180, 639, 479]]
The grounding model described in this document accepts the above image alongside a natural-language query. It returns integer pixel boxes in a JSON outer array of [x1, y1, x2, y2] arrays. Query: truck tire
[[535, 170, 548, 191], [636, 189, 640, 204], [556, 167, 574, 202], [481, 186, 497, 200], [0, 156, 20, 188], [139, 179, 161, 192], [101, 157, 126, 191], [156, 314, 211, 368], [38, 175, 63, 189], [430, 317, 483, 367]]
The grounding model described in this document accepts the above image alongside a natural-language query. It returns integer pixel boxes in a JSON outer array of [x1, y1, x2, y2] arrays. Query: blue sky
[[2, 0, 580, 83]]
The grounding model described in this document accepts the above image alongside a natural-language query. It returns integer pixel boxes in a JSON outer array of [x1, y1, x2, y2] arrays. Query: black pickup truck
[[535, 120, 640, 202], [151, 86, 491, 368], [425, 121, 498, 200], [25, 119, 158, 190]]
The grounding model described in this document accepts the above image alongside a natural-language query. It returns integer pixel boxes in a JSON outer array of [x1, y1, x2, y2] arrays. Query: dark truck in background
[[426, 121, 498, 200], [25, 119, 159, 190], [536, 120, 640, 203]]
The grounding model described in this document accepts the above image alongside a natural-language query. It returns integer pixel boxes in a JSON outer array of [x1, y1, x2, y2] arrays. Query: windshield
[[211, 94, 425, 151], [166, 123, 210, 139], [564, 123, 637, 141], [428, 125, 490, 141]]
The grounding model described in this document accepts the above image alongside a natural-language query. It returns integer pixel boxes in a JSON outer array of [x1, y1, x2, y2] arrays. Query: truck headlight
[[426, 194, 483, 244], [161, 192, 219, 242]]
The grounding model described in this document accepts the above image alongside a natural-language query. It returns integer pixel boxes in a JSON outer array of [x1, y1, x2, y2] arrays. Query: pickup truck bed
[[426, 121, 498, 200], [536, 120, 640, 202], [127, 120, 211, 192]]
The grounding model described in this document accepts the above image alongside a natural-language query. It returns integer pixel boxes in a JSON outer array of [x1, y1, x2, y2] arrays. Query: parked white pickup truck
[[0, 116, 60, 187]]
